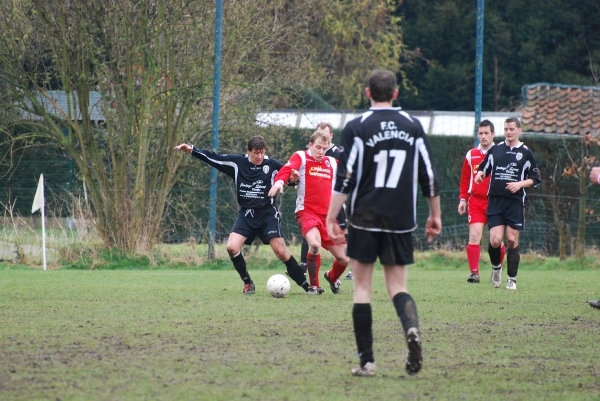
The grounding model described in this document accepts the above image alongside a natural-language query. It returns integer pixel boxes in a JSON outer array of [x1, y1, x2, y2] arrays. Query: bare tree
[[0, 0, 332, 252]]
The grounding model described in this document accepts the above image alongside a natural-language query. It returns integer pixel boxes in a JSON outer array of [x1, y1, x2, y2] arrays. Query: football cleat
[[467, 273, 480, 283], [405, 327, 422, 376], [351, 362, 376, 377], [506, 278, 517, 290], [491, 266, 502, 288], [588, 300, 600, 309], [243, 282, 255, 295], [324, 271, 341, 294], [306, 286, 324, 295]]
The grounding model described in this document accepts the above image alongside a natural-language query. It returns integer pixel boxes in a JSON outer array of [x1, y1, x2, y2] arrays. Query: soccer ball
[[266, 274, 291, 298]]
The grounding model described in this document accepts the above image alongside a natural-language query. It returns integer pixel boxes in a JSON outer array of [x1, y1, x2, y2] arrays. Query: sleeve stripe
[[194, 149, 239, 186], [347, 137, 363, 213], [416, 138, 437, 197]]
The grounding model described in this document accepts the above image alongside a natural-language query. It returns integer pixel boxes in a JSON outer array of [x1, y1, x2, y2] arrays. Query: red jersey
[[459, 145, 492, 201], [274, 150, 337, 216]]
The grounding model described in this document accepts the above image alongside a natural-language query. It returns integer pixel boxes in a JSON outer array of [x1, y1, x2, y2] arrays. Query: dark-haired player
[[475, 117, 541, 290], [174, 136, 309, 295], [326, 69, 441, 377], [458, 119, 505, 283]]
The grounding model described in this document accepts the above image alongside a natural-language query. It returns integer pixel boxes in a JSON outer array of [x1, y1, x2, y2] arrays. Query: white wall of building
[[256, 110, 519, 137]]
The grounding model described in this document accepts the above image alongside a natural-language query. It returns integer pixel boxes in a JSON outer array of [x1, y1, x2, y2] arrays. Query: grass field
[[1, 261, 599, 400]]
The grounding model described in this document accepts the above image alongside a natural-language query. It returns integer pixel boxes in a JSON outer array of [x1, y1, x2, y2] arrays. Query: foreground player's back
[[339, 108, 439, 233]]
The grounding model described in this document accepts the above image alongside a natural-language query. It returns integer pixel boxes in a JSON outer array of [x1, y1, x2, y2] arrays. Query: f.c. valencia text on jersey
[[334, 108, 440, 233]]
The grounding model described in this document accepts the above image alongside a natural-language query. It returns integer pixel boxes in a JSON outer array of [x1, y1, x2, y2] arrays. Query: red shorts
[[468, 196, 488, 225], [296, 210, 343, 250]]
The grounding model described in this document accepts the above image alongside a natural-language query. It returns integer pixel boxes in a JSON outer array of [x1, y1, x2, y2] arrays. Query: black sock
[[300, 240, 309, 264], [284, 255, 309, 290], [507, 246, 520, 278], [230, 253, 252, 284], [392, 292, 419, 335], [353, 303, 374, 366], [488, 243, 501, 266]]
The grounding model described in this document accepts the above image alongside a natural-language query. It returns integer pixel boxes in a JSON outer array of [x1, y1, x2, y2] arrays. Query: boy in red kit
[[458, 120, 505, 283], [269, 131, 349, 294]]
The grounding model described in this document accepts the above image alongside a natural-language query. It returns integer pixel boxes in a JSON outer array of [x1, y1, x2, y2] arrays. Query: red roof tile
[[521, 84, 600, 135]]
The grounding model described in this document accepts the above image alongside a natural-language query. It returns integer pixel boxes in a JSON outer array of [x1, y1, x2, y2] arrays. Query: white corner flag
[[31, 174, 47, 270], [32, 174, 45, 213]]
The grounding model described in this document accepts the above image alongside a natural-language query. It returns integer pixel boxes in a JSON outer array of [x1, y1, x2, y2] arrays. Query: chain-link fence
[[2, 132, 600, 257]]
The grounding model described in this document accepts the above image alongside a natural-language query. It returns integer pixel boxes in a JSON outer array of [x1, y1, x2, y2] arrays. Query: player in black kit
[[475, 117, 541, 290], [326, 69, 442, 377], [174, 136, 310, 295]]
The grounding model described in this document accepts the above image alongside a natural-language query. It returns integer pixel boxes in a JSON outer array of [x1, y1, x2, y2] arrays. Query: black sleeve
[[269, 157, 284, 170], [416, 132, 441, 198], [334, 122, 357, 194], [526, 150, 541, 187], [478, 151, 492, 176], [190, 147, 239, 180]]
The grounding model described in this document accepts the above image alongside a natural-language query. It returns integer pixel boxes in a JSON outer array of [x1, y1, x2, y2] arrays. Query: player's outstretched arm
[[173, 144, 192, 154], [425, 195, 442, 243]]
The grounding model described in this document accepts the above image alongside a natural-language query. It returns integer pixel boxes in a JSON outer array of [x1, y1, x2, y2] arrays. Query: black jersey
[[326, 144, 342, 159], [334, 107, 440, 233], [478, 140, 541, 205], [190, 147, 283, 209]]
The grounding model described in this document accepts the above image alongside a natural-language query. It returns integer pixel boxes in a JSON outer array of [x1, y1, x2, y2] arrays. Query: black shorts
[[486, 196, 525, 230], [231, 206, 284, 245], [347, 226, 414, 266]]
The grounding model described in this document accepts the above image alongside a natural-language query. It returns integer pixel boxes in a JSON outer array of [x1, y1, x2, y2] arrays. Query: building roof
[[521, 83, 600, 135]]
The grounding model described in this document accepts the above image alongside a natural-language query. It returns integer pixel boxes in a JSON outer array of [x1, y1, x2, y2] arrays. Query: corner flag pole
[[32, 174, 47, 270]]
